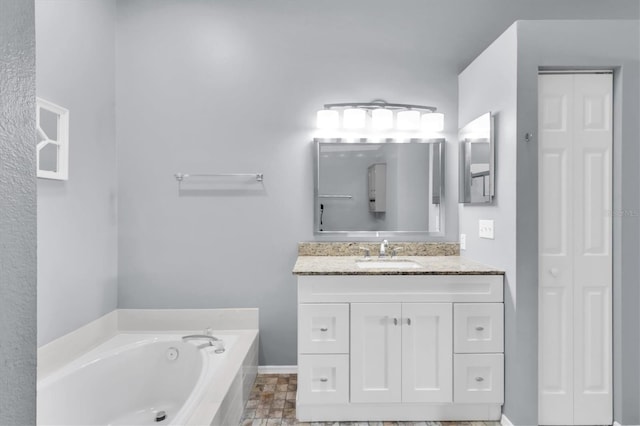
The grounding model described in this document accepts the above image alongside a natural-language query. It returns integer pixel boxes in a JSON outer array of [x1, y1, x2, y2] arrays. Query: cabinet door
[[350, 303, 402, 403], [402, 303, 453, 403]]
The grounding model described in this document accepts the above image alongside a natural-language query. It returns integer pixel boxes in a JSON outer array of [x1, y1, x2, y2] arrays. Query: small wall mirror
[[459, 112, 494, 203], [315, 139, 444, 235], [36, 97, 69, 181]]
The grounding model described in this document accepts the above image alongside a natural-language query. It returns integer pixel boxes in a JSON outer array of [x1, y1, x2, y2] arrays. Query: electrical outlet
[[479, 220, 494, 239], [460, 234, 466, 250]]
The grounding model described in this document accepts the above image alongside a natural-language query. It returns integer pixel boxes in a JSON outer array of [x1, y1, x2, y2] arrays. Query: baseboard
[[501, 414, 514, 426], [258, 365, 298, 374]]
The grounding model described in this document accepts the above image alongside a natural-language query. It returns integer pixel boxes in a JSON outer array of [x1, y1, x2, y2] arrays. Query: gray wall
[[115, 0, 640, 366], [36, 0, 118, 346], [459, 20, 640, 425], [516, 20, 640, 425], [458, 23, 519, 423], [0, 0, 37, 424]]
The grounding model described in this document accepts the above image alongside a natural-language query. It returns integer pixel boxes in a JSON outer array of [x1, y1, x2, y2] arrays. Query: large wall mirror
[[459, 112, 494, 204], [314, 139, 445, 235]]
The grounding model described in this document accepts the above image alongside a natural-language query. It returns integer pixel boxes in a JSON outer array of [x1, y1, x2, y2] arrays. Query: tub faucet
[[379, 239, 389, 257], [182, 334, 220, 346]]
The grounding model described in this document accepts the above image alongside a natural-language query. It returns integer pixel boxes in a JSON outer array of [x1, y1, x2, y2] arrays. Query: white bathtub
[[37, 331, 258, 426]]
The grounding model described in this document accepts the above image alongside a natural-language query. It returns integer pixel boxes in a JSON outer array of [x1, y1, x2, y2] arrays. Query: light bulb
[[343, 108, 366, 129], [396, 110, 421, 131], [372, 108, 393, 130], [421, 112, 444, 132], [316, 109, 339, 129]]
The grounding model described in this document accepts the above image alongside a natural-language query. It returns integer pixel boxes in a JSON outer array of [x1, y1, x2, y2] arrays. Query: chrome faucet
[[182, 334, 220, 346], [379, 239, 389, 257]]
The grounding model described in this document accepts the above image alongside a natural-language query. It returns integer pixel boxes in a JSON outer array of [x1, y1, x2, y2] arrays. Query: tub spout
[[182, 334, 220, 346]]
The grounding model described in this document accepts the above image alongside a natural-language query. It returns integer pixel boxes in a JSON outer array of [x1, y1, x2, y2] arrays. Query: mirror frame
[[458, 112, 494, 204], [313, 138, 446, 238], [36, 97, 70, 181]]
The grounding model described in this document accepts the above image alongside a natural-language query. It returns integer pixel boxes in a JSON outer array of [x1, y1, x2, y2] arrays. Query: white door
[[350, 303, 402, 403], [538, 72, 612, 425], [401, 303, 453, 403]]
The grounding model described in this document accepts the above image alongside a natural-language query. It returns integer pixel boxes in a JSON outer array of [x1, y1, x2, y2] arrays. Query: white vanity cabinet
[[296, 273, 504, 422]]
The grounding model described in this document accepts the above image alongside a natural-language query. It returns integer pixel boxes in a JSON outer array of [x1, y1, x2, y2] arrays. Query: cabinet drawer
[[454, 303, 503, 353], [298, 354, 349, 404], [299, 304, 349, 354], [454, 353, 504, 404]]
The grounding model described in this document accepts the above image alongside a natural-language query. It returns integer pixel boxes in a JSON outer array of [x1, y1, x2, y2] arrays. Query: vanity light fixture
[[371, 108, 393, 130], [421, 112, 445, 132], [342, 108, 366, 129], [316, 109, 339, 129], [316, 100, 444, 134], [396, 110, 421, 131]]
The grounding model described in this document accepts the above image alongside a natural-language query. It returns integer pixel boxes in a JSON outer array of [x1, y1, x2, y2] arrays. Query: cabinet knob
[[550, 268, 559, 277], [320, 377, 328, 383], [320, 327, 328, 332], [406, 318, 412, 326], [475, 326, 484, 331], [475, 376, 484, 382], [393, 318, 398, 326]]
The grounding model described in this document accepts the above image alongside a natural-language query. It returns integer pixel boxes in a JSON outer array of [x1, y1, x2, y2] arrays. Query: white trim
[[258, 365, 298, 375], [296, 402, 501, 422], [501, 413, 514, 426], [614, 422, 640, 426]]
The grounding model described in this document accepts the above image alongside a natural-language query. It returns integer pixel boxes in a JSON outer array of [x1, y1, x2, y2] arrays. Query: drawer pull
[[320, 377, 328, 383], [320, 327, 328, 332], [475, 326, 485, 331], [475, 376, 484, 382]]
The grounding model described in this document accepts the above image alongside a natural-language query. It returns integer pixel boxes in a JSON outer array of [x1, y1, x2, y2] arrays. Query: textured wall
[[0, 0, 37, 424], [115, 0, 640, 366], [36, 0, 118, 346]]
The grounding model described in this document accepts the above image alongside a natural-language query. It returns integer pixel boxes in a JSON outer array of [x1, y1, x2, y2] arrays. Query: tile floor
[[241, 374, 501, 426]]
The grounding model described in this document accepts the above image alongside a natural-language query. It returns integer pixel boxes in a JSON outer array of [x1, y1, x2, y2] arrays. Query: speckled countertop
[[292, 256, 504, 276]]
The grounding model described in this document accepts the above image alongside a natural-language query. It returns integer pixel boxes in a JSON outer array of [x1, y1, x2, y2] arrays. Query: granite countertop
[[292, 256, 504, 276]]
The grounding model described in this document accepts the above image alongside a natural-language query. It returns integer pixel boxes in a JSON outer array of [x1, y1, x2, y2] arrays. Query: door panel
[[571, 73, 612, 426], [401, 303, 452, 403], [350, 303, 402, 403], [539, 74, 574, 425]]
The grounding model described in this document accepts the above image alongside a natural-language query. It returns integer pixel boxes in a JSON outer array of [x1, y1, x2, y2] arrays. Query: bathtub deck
[[241, 374, 501, 426]]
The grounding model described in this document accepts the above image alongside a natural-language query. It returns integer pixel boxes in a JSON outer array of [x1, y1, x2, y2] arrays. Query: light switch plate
[[460, 234, 466, 250], [479, 220, 494, 239]]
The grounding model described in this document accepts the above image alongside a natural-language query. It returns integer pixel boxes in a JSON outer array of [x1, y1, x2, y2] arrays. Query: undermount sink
[[356, 260, 422, 269]]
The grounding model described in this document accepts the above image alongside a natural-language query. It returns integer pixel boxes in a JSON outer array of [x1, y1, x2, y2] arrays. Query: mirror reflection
[[315, 140, 444, 234], [459, 112, 494, 204]]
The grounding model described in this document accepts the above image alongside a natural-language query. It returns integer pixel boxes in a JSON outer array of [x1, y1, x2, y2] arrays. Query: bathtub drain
[[155, 411, 167, 422]]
